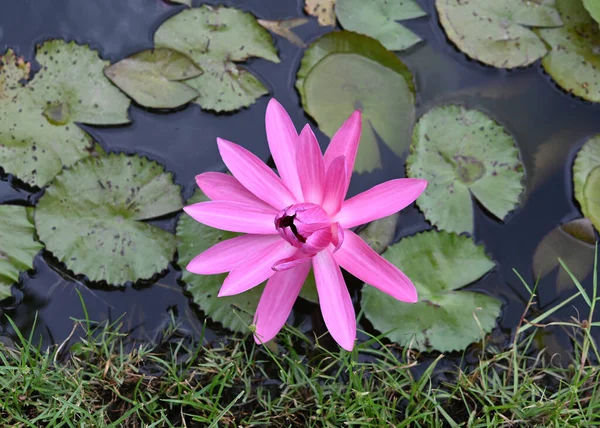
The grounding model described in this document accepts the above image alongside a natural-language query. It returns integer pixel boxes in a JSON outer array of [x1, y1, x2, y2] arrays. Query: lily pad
[[154, 6, 280, 112], [0, 41, 130, 187], [583, 166, 600, 232], [104, 48, 201, 109], [335, 0, 426, 51], [538, 0, 600, 102], [532, 218, 596, 292], [305, 0, 337, 26], [177, 189, 264, 333], [583, 0, 600, 25], [362, 231, 501, 352], [0, 206, 43, 299], [35, 153, 182, 285], [297, 31, 415, 173], [406, 105, 524, 234], [436, 0, 563, 68], [573, 134, 600, 218]]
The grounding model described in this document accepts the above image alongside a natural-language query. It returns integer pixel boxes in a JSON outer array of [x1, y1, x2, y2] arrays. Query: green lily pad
[[406, 105, 524, 234], [538, 0, 600, 102], [361, 230, 501, 352], [0, 206, 43, 299], [436, 0, 563, 68], [35, 153, 182, 285], [357, 213, 399, 254], [532, 218, 596, 292], [154, 5, 279, 112], [104, 48, 202, 109], [297, 31, 415, 173], [573, 134, 600, 218], [177, 189, 264, 333], [583, 166, 600, 232], [0, 41, 131, 187], [583, 0, 600, 25], [335, 0, 426, 51]]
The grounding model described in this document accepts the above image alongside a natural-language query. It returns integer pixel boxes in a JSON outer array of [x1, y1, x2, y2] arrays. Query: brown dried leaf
[[304, 0, 336, 26], [258, 18, 308, 47]]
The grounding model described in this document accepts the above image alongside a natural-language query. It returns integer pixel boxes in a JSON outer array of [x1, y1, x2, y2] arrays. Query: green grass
[[1, 259, 599, 427]]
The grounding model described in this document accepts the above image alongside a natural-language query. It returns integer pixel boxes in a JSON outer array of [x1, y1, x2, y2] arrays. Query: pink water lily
[[184, 99, 427, 351]]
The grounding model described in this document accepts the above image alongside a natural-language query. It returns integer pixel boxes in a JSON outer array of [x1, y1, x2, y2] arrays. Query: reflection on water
[[1, 0, 600, 350]]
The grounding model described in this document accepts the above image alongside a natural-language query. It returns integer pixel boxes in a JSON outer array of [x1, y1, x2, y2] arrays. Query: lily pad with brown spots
[[154, 5, 279, 112], [407, 105, 525, 234], [35, 153, 182, 286], [362, 231, 501, 352], [0, 41, 130, 187], [436, 0, 563, 68], [538, 0, 600, 102]]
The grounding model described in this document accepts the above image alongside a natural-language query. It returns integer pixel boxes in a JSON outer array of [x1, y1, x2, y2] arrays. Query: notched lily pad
[[335, 0, 426, 51], [436, 0, 563, 68], [573, 134, 600, 218], [105, 48, 202, 109], [533, 218, 596, 292], [538, 0, 600, 102], [0, 206, 43, 300], [154, 5, 280, 112], [362, 231, 501, 353], [177, 189, 264, 333], [0, 41, 131, 187], [298, 31, 415, 173], [407, 105, 525, 234], [35, 153, 182, 285]]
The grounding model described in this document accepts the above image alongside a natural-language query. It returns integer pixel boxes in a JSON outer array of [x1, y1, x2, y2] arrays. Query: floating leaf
[[0, 206, 43, 299], [357, 213, 399, 254], [538, 0, 600, 102], [30, 40, 131, 125], [0, 41, 130, 187], [105, 48, 201, 109], [573, 134, 600, 218], [335, 0, 426, 51], [583, 0, 600, 25], [362, 231, 501, 352], [177, 189, 264, 333], [297, 31, 415, 173], [154, 6, 279, 112], [436, 0, 563, 68], [532, 219, 595, 292], [258, 18, 309, 47], [583, 166, 600, 232], [35, 153, 182, 285], [407, 105, 524, 234], [305, 0, 337, 26]]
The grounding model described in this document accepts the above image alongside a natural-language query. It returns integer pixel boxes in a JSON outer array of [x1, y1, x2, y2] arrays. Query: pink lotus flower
[[184, 99, 427, 351]]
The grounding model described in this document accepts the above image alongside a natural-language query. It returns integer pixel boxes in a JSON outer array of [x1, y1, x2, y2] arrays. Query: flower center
[[275, 203, 332, 255]]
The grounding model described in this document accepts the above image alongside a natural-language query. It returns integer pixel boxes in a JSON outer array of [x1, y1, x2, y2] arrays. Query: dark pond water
[[1, 0, 600, 360]]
